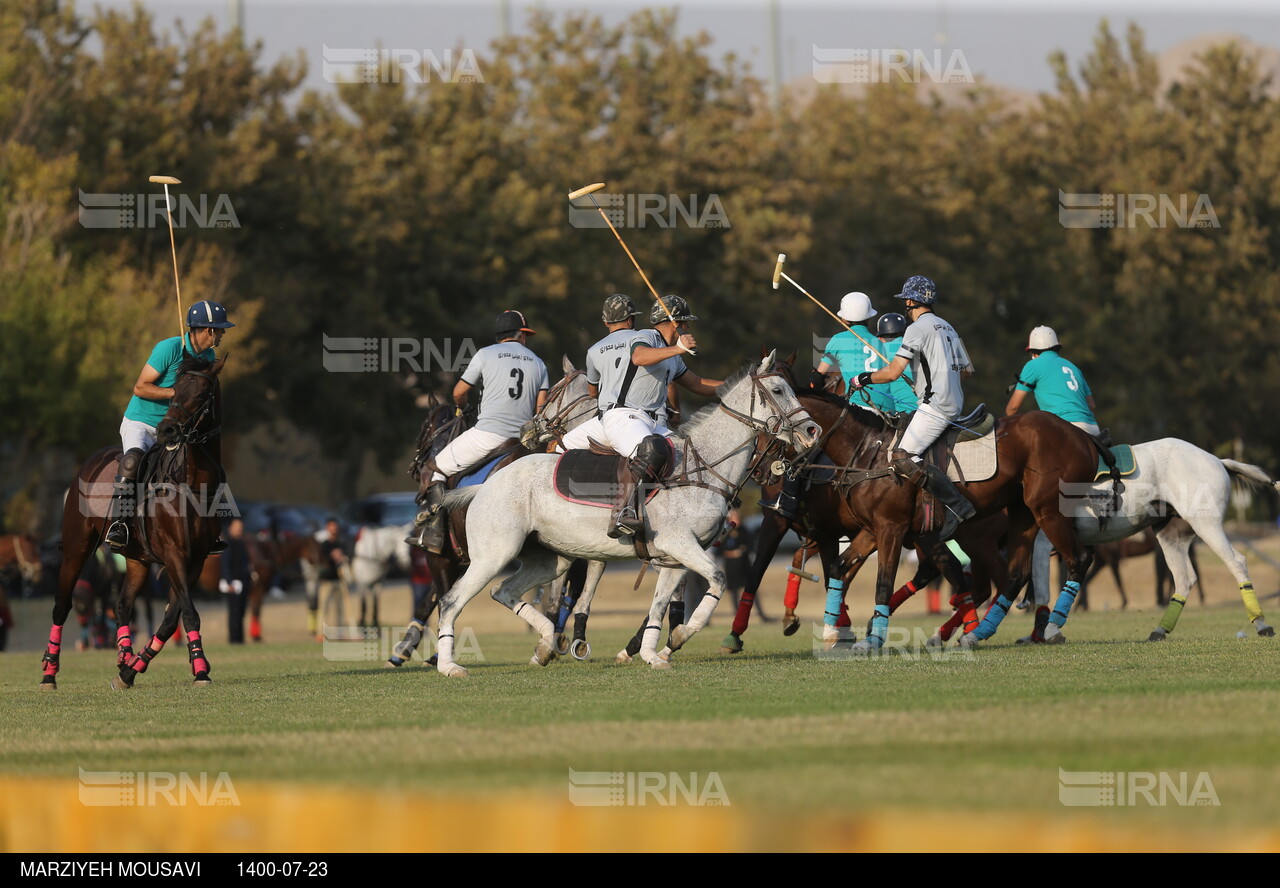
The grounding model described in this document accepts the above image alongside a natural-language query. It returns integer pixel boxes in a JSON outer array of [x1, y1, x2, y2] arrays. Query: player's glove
[[852, 372, 874, 390], [806, 370, 826, 392]]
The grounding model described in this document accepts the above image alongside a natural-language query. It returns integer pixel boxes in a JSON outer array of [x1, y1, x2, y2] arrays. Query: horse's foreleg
[[168, 559, 211, 686], [489, 551, 566, 668], [722, 512, 787, 653], [973, 506, 1038, 642], [564, 559, 601, 660], [848, 524, 906, 654], [638, 568, 684, 668], [661, 543, 726, 654], [113, 566, 179, 690]]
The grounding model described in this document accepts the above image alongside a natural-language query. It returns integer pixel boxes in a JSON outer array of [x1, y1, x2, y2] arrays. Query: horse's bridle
[[523, 368, 593, 449], [718, 370, 815, 440], [160, 368, 221, 448]]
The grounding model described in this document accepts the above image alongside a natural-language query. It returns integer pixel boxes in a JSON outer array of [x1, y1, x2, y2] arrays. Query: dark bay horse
[[748, 389, 1102, 652], [42, 355, 229, 689]]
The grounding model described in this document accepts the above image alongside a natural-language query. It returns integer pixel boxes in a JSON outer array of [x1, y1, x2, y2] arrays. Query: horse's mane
[[177, 353, 215, 376], [797, 388, 891, 433], [674, 361, 759, 440]]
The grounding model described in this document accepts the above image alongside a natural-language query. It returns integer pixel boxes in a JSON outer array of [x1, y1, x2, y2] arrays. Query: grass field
[[2, 545, 1279, 852]]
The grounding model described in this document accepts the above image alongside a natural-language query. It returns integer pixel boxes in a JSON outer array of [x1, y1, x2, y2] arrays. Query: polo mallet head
[[568, 181, 693, 352], [773, 253, 786, 290]]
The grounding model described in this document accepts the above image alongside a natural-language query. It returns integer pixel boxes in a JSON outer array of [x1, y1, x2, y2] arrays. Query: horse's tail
[[442, 487, 481, 510], [1221, 459, 1280, 494]]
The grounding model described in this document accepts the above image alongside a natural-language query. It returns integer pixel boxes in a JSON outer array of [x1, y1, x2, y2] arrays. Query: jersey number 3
[[1062, 366, 1079, 391], [509, 368, 524, 399]]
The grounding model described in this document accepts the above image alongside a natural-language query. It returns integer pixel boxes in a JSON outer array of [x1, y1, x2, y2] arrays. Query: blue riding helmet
[[893, 275, 937, 306], [186, 300, 236, 329]]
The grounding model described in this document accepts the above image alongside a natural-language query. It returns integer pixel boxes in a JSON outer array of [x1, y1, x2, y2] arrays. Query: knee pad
[[120, 448, 144, 479], [633, 434, 671, 479]]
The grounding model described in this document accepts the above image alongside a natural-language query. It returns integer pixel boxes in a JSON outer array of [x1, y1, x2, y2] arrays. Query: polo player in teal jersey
[[1004, 324, 1100, 643], [104, 300, 234, 552]]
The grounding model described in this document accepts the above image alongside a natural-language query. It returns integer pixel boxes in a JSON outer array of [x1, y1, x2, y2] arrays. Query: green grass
[[2, 606, 1277, 836]]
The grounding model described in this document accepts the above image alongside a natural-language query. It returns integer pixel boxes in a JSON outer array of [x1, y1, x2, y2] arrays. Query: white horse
[[1031, 439, 1277, 641], [433, 352, 819, 676], [351, 524, 412, 629]]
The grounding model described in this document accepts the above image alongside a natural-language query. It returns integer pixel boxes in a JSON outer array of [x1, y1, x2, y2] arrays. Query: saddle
[[552, 447, 670, 509], [919, 404, 1000, 484], [1094, 442, 1135, 481]]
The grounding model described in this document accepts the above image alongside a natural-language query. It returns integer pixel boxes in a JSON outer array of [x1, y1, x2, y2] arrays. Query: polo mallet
[[150, 175, 184, 336], [568, 182, 695, 354], [773, 253, 889, 364]]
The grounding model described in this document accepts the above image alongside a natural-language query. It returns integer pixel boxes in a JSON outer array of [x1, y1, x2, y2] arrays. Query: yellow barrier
[[3, 777, 1277, 853]]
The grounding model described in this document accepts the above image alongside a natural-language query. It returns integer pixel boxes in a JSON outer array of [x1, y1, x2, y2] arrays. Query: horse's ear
[[212, 355, 228, 374], [562, 354, 575, 373], [760, 346, 768, 359], [785, 351, 797, 367], [762, 348, 777, 372]]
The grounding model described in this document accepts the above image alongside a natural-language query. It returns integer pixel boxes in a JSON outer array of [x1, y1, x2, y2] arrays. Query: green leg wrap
[[1240, 583, 1263, 623], [1158, 594, 1187, 634]]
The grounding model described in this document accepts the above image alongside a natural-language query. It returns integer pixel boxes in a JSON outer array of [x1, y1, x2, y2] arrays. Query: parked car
[[339, 492, 419, 530]]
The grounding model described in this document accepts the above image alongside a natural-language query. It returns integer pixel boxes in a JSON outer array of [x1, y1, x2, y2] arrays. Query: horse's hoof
[[109, 676, 133, 691], [1014, 634, 1040, 646], [957, 634, 980, 651], [668, 625, 692, 649], [532, 639, 557, 667], [384, 659, 403, 669], [926, 633, 945, 650], [849, 640, 874, 656], [426, 654, 438, 668], [1258, 625, 1276, 638], [615, 650, 633, 664], [555, 634, 571, 657], [1044, 632, 1067, 645], [440, 663, 469, 678], [782, 616, 800, 637], [193, 672, 212, 686], [1148, 628, 1168, 642], [650, 658, 674, 671], [570, 639, 591, 661], [39, 679, 57, 691], [719, 633, 743, 654]]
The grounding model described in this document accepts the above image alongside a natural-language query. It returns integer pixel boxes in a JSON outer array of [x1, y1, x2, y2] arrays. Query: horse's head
[[156, 355, 226, 449], [522, 359, 594, 450], [720, 350, 820, 449], [9, 534, 43, 585], [409, 399, 461, 483]]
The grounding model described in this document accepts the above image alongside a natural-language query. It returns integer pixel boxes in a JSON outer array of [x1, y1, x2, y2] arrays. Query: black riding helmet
[[876, 312, 908, 338]]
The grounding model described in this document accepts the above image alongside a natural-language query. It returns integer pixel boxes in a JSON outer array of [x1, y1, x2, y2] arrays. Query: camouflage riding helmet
[[602, 293, 642, 323], [893, 275, 937, 306], [650, 295, 699, 326]]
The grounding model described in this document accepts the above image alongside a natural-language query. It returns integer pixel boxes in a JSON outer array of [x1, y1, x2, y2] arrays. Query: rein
[[528, 369, 594, 449]]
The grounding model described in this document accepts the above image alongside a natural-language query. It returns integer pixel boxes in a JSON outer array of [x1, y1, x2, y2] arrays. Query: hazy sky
[[99, 1, 1280, 94]]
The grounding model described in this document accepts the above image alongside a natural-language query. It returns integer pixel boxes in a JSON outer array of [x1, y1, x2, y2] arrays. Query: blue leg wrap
[[1048, 581, 1081, 627], [823, 578, 844, 628], [867, 605, 890, 650], [973, 595, 1014, 640]]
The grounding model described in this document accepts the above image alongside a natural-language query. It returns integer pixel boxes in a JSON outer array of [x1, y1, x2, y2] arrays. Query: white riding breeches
[[120, 418, 157, 455], [898, 402, 954, 459], [432, 428, 511, 481], [558, 408, 672, 459]]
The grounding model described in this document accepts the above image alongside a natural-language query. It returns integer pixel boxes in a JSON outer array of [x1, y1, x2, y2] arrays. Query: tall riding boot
[[923, 464, 976, 541], [105, 448, 144, 550], [608, 435, 670, 539], [406, 483, 447, 554]]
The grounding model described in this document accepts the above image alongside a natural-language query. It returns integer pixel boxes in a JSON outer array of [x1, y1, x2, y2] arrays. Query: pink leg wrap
[[187, 630, 211, 676]]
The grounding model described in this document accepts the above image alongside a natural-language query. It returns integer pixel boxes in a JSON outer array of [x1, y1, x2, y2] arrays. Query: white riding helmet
[[1027, 325, 1060, 351], [838, 292, 877, 323]]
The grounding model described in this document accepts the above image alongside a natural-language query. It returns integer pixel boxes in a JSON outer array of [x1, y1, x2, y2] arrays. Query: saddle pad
[[457, 455, 505, 488], [944, 427, 998, 483], [554, 450, 664, 509], [1095, 444, 1136, 481]]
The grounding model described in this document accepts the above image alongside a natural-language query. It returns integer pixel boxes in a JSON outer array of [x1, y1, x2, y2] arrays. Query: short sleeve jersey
[[895, 313, 972, 417], [123, 334, 217, 427], [591, 328, 686, 415], [1015, 351, 1095, 425], [461, 341, 550, 436]]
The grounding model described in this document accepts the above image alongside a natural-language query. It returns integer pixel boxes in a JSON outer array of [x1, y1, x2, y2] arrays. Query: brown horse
[[743, 388, 1102, 651], [42, 354, 228, 690]]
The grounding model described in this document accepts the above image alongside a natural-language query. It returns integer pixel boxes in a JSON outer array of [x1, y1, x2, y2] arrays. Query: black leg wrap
[[572, 613, 588, 643]]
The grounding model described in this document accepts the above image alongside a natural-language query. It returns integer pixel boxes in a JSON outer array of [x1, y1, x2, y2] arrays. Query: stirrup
[[105, 521, 129, 550]]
